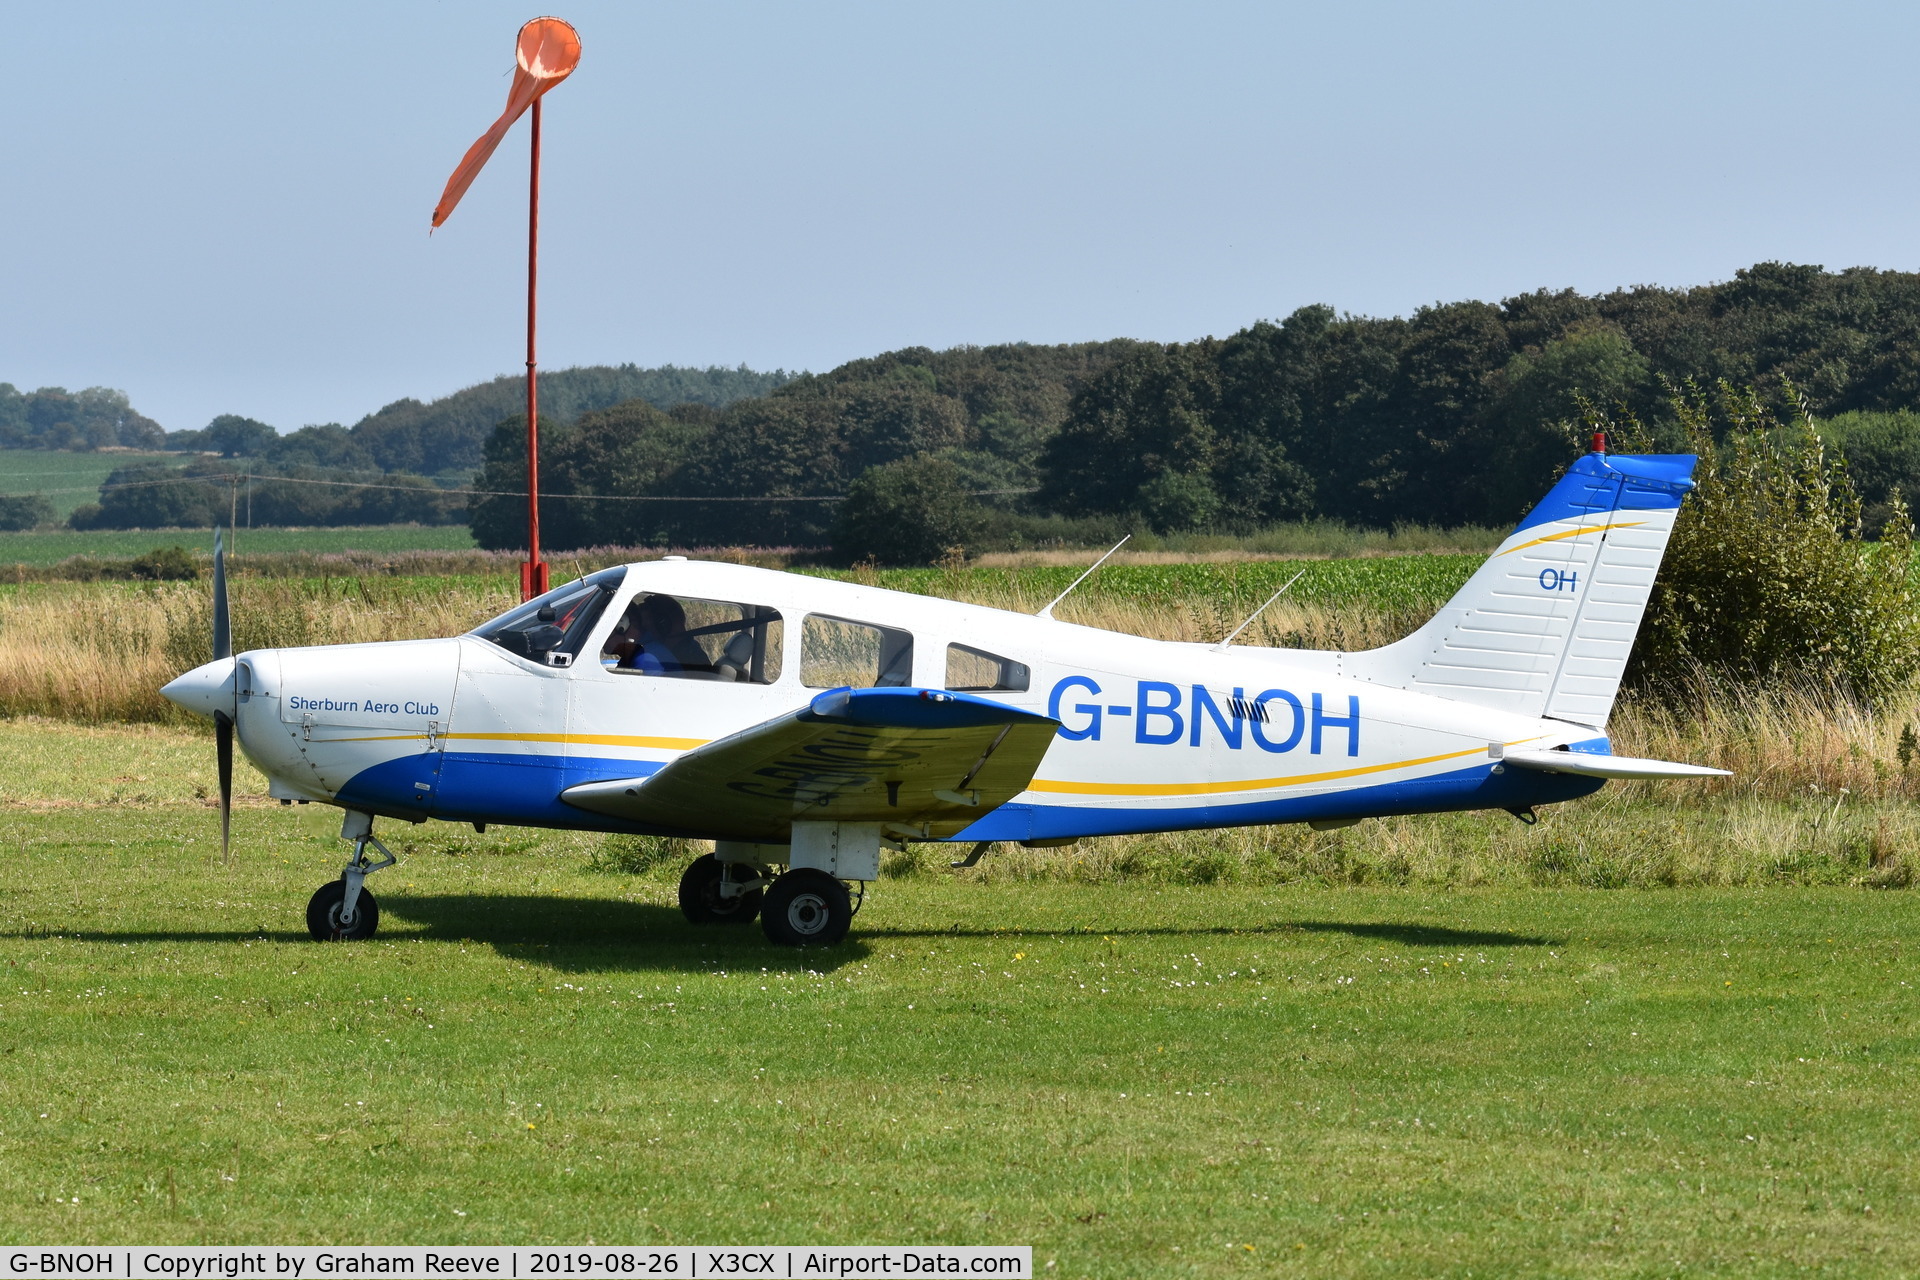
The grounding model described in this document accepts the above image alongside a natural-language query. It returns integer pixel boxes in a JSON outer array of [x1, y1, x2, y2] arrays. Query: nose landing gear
[[307, 810, 395, 941]]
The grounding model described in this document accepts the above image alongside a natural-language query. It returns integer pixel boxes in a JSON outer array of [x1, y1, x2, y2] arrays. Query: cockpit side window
[[473, 568, 623, 667], [603, 594, 784, 683], [946, 642, 1030, 692], [801, 615, 913, 689]]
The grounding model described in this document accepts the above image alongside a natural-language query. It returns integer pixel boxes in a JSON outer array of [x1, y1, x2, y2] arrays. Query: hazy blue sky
[[4, 1, 1918, 433]]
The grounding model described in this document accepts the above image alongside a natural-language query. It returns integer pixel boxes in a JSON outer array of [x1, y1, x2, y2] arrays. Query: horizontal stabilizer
[[1501, 749, 1729, 780], [561, 687, 1059, 842]]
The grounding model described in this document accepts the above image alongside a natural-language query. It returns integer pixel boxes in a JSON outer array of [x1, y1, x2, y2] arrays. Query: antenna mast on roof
[[1212, 568, 1307, 651], [1036, 535, 1130, 620]]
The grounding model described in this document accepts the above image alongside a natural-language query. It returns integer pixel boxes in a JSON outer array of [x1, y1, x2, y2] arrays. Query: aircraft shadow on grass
[[1282, 921, 1554, 948], [13, 895, 872, 974], [14, 906, 1548, 966], [847, 920, 1555, 948]]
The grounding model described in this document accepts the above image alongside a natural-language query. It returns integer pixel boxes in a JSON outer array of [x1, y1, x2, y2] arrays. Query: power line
[[27, 470, 1033, 503]]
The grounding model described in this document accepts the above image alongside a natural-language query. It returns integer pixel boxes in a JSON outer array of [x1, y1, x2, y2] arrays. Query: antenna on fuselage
[[1212, 567, 1308, 652], [1036, 534, 1131, 620]]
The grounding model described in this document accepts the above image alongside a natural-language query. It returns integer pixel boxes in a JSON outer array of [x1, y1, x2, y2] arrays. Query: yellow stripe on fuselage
[[315, 731, 709, 750], [1027, 744, 1503, 798]]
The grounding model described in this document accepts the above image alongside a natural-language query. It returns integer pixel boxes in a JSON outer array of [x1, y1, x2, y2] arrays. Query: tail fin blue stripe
[[1514, 453, 1697, 532]]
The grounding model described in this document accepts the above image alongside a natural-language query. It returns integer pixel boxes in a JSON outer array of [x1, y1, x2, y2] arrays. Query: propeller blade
[[215, 710, 234, 865], [212, 527, 231, 661]]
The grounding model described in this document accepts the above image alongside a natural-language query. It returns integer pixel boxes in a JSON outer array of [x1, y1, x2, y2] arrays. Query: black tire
[[678, 854, 764, 925], [761, 869, 852, 947], [306, 880, 379, 941]]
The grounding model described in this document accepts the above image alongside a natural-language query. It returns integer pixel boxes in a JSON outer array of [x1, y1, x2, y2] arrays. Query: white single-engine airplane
[[161, 444, 1727, 946]]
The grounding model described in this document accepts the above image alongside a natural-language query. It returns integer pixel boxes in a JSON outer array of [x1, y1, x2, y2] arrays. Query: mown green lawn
[[0, 723, 1915, 1274]]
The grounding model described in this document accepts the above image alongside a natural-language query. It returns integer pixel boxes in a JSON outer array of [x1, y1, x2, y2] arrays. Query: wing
[[560, 686, 1059, 842]]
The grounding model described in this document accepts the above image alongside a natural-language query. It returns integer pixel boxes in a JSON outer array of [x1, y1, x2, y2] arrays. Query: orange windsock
[[432, 17, 582, 229]]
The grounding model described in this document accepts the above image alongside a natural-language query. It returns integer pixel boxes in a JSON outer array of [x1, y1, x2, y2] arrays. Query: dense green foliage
[[469, 263, 1920, 552], [830, 456, 989, 565], [0, 384, 164, 450], [1633, 385, 1920, 702], [0, 493, 55, 531], [1044, 264, 1920, 533], [469, 342, 1143, 550], [31, 262, 1920, 559], [308, 364, 789, 476], [68, 459, 463, 531]]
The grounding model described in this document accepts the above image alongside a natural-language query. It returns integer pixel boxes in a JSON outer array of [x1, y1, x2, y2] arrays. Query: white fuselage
[[217, 561, 1604, 842]]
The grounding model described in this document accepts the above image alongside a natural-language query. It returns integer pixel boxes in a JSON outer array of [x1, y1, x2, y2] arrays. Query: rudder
[[1342, 450, 1698, 728]]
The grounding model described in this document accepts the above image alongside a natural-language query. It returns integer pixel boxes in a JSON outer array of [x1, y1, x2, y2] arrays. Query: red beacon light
[[1592, 431, 1608, 455]]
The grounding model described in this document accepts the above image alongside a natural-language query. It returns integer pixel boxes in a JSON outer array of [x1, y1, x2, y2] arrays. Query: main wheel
[[678, 854, 764, 925], [306, 880, 380, 941], [761, 869, 852, 947]]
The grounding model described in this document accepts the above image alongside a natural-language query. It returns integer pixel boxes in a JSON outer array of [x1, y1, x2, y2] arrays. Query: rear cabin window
[[945, 643, 1030, 692], [602, 594, 783, 683], [801, 615, 913, 688], [474, 569, 620, 666]]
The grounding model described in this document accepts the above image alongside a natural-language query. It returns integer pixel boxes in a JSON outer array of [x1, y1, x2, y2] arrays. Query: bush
[[1629, 382, 1920, 704], [128, 546, 200, 581], [0, 493, 55, 531], [831, 456, 989, 565]]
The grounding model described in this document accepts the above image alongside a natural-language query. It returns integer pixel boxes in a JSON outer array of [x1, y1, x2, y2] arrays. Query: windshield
[[473, 567, 624, 663]]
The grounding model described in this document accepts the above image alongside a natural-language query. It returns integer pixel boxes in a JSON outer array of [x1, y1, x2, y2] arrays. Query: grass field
[[0, 721, 1916, 1272], [0, 525, 478, 566], [0, 450, 180, 519]]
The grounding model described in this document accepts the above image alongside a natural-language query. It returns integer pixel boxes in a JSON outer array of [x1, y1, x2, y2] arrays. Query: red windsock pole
[[523, 97, 548, 600], [431, 17, 581, 601]]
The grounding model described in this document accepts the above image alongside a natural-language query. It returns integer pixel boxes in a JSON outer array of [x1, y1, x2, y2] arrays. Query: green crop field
[[0, 525, 479, 566], [811, 559, 1485, 613], [0, 449, 181, 519], [0, 721, 1915, 1273]]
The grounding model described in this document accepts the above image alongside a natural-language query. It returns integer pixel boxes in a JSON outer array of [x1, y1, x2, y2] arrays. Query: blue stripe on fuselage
[[953, 760, 1602, 841], [338, 748, 1603, 840], [337, 751, 668, 831]]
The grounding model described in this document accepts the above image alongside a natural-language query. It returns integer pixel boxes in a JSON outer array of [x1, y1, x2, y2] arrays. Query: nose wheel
[[307, 880, 380, 941], [307, 811, 394, 941]]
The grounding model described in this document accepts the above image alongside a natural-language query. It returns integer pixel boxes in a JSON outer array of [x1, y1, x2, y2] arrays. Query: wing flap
[[561, 687, 1059, 841]]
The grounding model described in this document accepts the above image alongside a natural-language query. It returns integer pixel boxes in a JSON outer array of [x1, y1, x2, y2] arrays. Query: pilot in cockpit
[[605, 595, 713, 676]]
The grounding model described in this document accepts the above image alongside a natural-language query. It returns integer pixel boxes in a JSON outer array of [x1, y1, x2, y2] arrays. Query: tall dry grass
[[6, 571, 1915, 889], [0, 579, 517, 723], [9, 574, 1920, 814]]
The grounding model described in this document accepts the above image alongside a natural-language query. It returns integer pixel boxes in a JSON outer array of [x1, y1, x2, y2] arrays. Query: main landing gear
[[676, 836, 862, 948], [307, 810, 395, 941], [761, 869, 853, 948], [677, 853, 767, 925]]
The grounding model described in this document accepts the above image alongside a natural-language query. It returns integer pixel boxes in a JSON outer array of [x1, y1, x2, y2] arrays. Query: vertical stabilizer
[[1343, 451, 1697, 728]]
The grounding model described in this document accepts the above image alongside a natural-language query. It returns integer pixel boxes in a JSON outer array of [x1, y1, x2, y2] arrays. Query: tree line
[[9, 366, 789, 531], [25, 262, 1920, 549], [469, 263, 1920, 557]]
